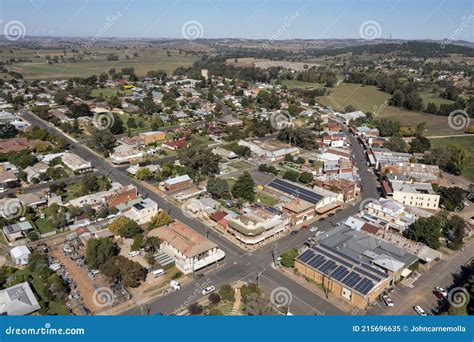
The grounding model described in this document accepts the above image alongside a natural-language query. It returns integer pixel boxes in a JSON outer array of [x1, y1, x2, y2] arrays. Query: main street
[[21, 110, 379, 316]]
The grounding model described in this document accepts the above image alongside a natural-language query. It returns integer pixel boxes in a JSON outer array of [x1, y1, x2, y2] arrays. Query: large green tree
[[231, 171, 255, 202]]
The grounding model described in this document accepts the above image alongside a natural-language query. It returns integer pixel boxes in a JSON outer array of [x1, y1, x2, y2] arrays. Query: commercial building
[[61, 152, 93, 173], [109, 144, 143, 164], [267, 178, 343, 214], [148, 221, 225, 274], [295, 225, 417, 309], [388, 180, 440, 210], [139, 131, 166, 145], [163, 174, 193, 192], [282, 199, 315, 225], [226, 206, 290, 245], [117, 197, 159, 225]]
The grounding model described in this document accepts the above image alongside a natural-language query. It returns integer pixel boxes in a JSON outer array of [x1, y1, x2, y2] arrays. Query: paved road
[[21, 110, 378, 316]]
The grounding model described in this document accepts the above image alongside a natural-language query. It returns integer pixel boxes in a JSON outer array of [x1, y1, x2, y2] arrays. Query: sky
[[0, 0, 473, 41]]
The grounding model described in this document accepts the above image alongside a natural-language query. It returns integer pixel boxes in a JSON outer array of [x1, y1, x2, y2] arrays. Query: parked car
[[201, 286, 216, 295], [170, 280, 181, 290], [382, 295, 394, 307], [434, 286, 448, 298], [0, 187, 8, 193], [301, 225, 309, 230], [290, 231, 298, 235], [128, 251, 140, 257], [413, 306, 428, 316], [310, 226, 318, 232]]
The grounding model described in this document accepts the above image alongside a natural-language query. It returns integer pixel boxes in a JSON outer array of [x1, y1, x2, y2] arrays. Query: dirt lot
[[52, 246, 110, 314]]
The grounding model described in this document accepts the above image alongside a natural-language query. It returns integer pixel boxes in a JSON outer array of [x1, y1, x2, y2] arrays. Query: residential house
[[2, 221, 35, 243], [9, 245, 31, 265], [0, 282, 41, 315]]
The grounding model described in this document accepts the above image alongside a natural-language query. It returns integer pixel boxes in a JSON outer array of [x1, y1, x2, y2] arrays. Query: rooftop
[[149, 221, 218, 258]]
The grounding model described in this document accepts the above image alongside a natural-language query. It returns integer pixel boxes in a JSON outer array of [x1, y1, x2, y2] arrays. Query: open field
[[430, 136, 474, 182], [317, 83, 460, 136], [281, 80, 325, 89], [3, 47, 198, 79]]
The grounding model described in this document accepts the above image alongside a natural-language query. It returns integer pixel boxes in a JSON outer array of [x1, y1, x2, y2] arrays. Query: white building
[[61, 153, 93, 173], [9, 245, 31, 265]]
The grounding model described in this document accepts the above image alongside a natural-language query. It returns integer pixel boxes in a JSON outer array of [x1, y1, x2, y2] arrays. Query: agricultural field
[[2, 46, 198, 79], [316, 83, 459, 136], [430, 136, 474, 182]]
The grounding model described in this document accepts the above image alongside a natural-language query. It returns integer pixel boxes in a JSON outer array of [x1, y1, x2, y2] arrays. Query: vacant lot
[[4, 47, 198, 79], [317, 83, 458, 136], [430, 136, 474, 182]]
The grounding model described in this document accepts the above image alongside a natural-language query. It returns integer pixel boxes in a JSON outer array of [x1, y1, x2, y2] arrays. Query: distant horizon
[[2, 35, 474, 44], [0, 0, 473, 42]]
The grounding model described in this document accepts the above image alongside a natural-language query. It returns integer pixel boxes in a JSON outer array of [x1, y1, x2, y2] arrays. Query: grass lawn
[[118, 113, 151, 134], [419, 90, 455, 107], [281, 80, 325, 89], [255, 191, 279, 206], [229, 160, 252, 171], [34, 218, 56, 234], [430, 136, 474, 182], [317, 83, 461, 136], [91, 88, 132, 98]]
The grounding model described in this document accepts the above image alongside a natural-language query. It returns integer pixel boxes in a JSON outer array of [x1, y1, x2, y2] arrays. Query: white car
[[435, 286, 448, 298], [128, 251, 140, 258], [382, 295, 394, 307], [201, 286, 216, 295], [414, 306, 427, 316], [0, 187, 8, 193], [310, 226, 318, 232]]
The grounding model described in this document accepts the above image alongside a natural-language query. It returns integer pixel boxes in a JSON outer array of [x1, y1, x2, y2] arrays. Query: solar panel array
[[297, 244, 387, 296], [268, 178, 323, 204], [354, 267, 382, 282]]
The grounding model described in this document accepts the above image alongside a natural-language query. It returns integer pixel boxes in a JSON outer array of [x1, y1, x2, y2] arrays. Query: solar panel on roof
[[341, 272, 362, 288], [354, 267, 382, 282], [312, 246, 353, 268], [331, 266, 350, 281], [318, 260, 337, 274], [269, 179, 323, 204], [297, 250, 315, 263], [307, 254, 326, 269], [359, 263, 387, 277], [354, 278, 375, 295]]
